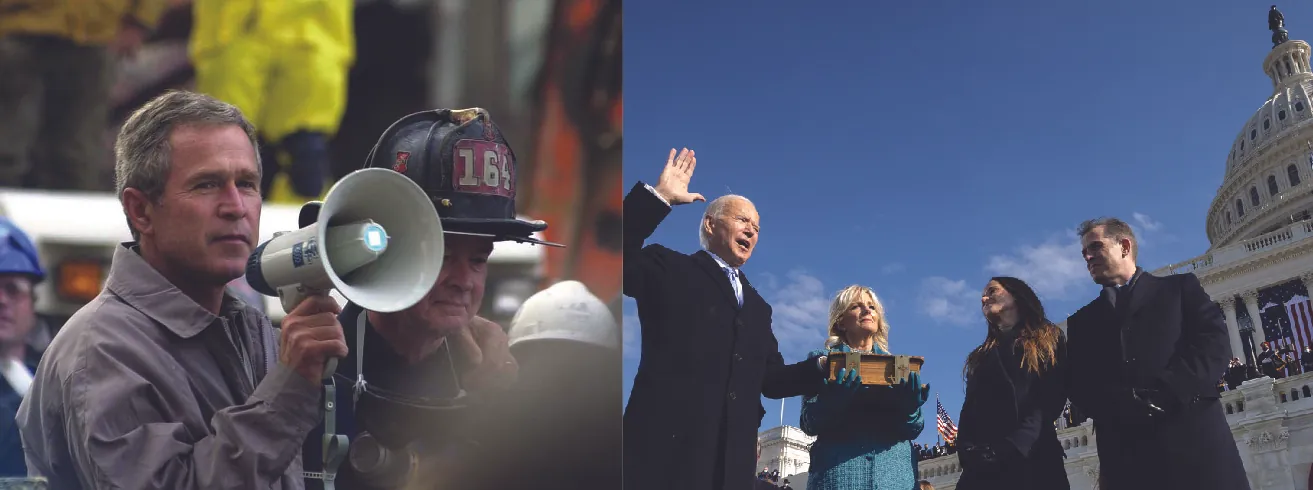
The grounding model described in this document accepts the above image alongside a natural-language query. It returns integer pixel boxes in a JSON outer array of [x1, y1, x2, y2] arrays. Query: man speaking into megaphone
[[268, 108, 563, 490], [18, 91, 351, 490]]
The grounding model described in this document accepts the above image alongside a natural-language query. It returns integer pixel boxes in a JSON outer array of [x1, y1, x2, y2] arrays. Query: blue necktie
[[724, 267, 743, 307]]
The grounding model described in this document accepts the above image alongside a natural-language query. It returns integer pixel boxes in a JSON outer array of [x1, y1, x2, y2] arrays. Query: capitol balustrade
[[918, 373, 1313, 488], [1155, 219, 1313, 277], [917, 422, 1099, 485]]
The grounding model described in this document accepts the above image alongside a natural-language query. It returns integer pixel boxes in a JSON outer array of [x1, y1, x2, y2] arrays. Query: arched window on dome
[[1269, 175, 1280, 196], [1291, 164, 1303, 187], [1237, 199, 1246, 218], [1251, 187, 1261, 207], [1281, 109, 1288, 121], [1226, 211, 1232, 226], [1265, 118, 1271, 131], [1297, 100, 1307, 112]]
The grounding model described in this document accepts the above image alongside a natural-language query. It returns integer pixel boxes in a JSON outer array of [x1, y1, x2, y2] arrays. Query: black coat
[[1066, 269, 1249, 490], [955, 327, 1070, 490], [622, 182, 820, 490], [0, 346, 40, 477]]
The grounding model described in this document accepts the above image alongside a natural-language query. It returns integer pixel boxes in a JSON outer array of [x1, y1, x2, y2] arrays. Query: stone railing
[[1224, 371, 1313, 418], [1153, 219, 1313, 277], [919, 423, 1097, 487], [918, 451, 960, 483]]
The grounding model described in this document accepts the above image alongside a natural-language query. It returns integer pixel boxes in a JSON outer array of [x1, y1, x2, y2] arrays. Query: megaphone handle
[[276, 285, 341, 381]]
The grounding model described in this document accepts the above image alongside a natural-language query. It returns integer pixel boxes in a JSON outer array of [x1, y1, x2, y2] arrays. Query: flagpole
[[935, 393, 941, 446], [779, 398, 784, 428]]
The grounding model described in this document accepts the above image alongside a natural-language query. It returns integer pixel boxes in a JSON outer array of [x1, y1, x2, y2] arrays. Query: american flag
[[935, 394, 958, 444], [1285, 295, 1313, 360]]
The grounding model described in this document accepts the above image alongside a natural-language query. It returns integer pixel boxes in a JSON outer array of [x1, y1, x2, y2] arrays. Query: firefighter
[[302, 107, 563, 489]]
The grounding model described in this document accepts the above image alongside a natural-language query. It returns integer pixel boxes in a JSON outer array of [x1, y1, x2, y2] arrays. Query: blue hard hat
[[0, 218, 45, 283]]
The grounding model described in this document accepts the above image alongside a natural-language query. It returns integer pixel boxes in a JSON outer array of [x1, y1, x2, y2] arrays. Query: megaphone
[[245, 168, 445, 378]]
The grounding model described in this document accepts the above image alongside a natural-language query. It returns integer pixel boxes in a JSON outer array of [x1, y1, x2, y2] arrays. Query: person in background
[[917, 480, 935, 490], [0, 0, 165, 191], [955, 277, 1069, 490], [799, 284, 929, 490], [452, 280, 622, 489], [753, 441, 777, 490], [1259, 341, 1284, 379], [17, 90, 346, 489], [0, 218, 46, 476], [1226, 358, 1246, 389], [189, 0, 355, 204]]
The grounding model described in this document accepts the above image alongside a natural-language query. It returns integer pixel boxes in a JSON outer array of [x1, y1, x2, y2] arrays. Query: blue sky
[[622, 0, 1305, 448]]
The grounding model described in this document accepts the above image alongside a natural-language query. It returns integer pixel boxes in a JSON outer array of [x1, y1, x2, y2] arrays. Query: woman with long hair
[[799, 285, 929, 490], [955, 277, 1069, 489]]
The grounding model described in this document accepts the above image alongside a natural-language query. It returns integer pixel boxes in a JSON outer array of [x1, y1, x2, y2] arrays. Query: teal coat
[[800, 343, 924, 490]]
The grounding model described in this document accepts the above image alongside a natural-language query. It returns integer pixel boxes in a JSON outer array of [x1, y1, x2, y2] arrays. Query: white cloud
[[754, 270, 832, 359], [882, 263, 906, 275], [1132, 212, 1163, 232], [622, 313, 640, 360], [983, 236, 1089, 301], [917, 276, 980, 327]]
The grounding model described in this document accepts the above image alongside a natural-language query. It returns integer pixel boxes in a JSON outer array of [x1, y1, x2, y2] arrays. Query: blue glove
[[892, 372, 930, 414], [825, 367, 863, 401]]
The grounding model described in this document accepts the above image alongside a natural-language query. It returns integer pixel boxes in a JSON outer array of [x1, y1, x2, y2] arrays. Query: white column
[[1243, 290, 1267, 347], [1220, 297, 1244, 361]]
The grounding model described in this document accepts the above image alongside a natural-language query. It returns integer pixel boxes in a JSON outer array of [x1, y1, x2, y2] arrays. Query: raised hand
[[653, 148, 705, 205]]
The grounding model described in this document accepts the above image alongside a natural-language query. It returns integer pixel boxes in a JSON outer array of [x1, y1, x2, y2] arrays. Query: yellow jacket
[[0, 0, 166, 46], [189, 0, 354, 63]]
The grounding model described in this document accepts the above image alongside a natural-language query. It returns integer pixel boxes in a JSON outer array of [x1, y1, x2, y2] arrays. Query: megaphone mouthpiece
[[244, 167, 445, 315], [322, 221, 389, 278]]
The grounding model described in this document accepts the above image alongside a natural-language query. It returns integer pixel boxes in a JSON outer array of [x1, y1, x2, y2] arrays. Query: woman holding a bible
[[954, 277, 1070, 490], [799, 285, 930, 490]]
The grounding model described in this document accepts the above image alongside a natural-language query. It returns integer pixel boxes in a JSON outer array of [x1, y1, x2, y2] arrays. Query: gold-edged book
[[825, 351, 925, 386]]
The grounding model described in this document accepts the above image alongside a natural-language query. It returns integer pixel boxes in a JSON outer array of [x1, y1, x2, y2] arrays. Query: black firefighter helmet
[[361, 108, 562, 248]]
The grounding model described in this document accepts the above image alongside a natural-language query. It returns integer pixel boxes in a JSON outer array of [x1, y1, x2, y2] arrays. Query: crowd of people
[[624, 144, 1256, 490], [1214, 341, 1313, 392], [754, 468, 793, 490], [913, 442, 956, 462], [0, 89, 622, 489], [0, 0, 629, 488]]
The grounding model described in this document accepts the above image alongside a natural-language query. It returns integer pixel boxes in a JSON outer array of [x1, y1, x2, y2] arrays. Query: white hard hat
[[508, 280, 620, 350]]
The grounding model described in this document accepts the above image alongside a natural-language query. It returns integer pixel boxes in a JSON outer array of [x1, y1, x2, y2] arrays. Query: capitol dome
[[1209, 39, 1313, 247]]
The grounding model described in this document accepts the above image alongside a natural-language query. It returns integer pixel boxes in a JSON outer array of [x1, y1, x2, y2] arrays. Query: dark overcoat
[[1066, 269, 1249, 490], [623, 182, 819, 490], [955, 326, 1070, 490]]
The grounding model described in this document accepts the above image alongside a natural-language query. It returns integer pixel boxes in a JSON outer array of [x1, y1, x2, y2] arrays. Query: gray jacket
[[17, 243, 322, 489]]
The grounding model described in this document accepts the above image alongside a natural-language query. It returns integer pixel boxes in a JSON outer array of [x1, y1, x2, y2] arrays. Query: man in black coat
[[623, 148, 826, 490], [1066, 217, 1249, 490]]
